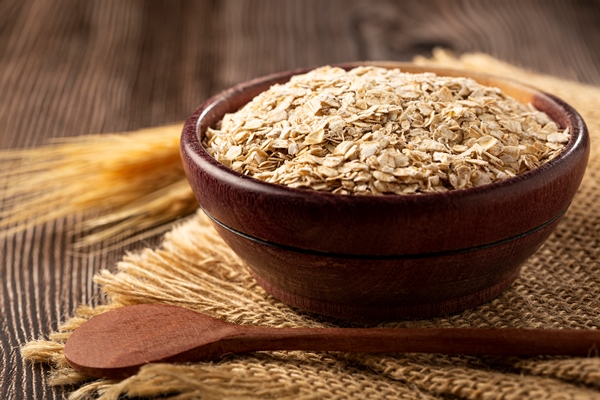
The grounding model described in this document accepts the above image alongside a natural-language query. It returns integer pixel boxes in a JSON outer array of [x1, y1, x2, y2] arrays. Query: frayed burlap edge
[[21, 51, 600, 399]]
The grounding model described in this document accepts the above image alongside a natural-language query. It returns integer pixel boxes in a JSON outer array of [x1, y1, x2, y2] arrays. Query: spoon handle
[[231, 325, 599, 356]]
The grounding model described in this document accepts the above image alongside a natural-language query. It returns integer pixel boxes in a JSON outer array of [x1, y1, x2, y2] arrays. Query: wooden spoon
[[64, 304, 600, 379]]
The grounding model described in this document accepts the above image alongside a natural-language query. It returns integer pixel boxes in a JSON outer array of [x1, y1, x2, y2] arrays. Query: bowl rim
[[185, 62, 589, 206]]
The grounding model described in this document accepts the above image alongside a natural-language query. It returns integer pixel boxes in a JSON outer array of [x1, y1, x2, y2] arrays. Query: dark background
[[1, 0, 599, 398]]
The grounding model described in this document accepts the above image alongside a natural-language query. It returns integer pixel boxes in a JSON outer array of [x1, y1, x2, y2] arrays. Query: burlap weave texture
[[22, 52, 600, 399]]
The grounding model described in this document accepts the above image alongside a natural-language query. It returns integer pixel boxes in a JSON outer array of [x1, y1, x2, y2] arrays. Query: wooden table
[[1, 1, 599, 398]]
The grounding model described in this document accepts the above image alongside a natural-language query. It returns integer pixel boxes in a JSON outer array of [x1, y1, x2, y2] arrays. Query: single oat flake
[[203, 66, 569, 195]]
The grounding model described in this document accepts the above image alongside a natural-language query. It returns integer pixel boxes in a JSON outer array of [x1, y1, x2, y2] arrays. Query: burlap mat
[[22, 51, 600, 399]]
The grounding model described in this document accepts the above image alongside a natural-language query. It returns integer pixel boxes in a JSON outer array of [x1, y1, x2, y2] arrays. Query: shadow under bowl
[[181, 62, 590, 320]]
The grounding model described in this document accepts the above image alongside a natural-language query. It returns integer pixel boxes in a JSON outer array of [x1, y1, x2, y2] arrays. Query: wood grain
[[1, 0, 599, 397]]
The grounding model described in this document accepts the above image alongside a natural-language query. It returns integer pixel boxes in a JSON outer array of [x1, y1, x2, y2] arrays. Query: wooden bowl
[[181, 62, 590, 320]]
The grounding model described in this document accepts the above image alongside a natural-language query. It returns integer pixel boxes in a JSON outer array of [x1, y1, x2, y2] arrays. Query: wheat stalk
[[0, 123, 198, 248]]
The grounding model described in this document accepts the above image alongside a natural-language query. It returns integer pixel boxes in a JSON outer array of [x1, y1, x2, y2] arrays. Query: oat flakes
[[203, 66, 568, 195]]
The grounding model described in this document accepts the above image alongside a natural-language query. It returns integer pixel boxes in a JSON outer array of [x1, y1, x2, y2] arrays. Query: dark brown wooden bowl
[[181, 62, 590, 320]]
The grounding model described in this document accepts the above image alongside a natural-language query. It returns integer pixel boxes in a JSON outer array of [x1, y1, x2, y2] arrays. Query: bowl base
[[250, 268, 520, 320]]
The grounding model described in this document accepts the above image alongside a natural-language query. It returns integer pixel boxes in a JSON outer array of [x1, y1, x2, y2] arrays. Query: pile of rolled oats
[[203, 66, 569, 195]]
